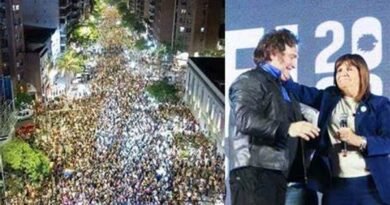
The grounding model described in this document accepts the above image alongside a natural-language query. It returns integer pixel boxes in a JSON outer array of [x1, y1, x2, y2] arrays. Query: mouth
[[337, 77, 350, 84], [338, 76, 349, 80]]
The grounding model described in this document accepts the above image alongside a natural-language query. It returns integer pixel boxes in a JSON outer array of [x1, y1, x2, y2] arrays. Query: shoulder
[[235, 68, 263, 81], [323, 86, 339, 94], [230, 68, 264, 88], [229, 68, 270, 99], [366, 94, 390, 108]]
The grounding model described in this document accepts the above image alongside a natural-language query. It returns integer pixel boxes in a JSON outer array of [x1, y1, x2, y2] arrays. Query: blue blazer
[[285, 80, 390, 204]]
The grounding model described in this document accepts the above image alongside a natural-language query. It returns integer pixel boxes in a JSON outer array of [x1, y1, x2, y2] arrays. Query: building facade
[[24, 26, 55, 99], [128, 0, 145, 19], [144, 0, 224, 55], [184, 57, 224, 153], [21, 0, 90, 53], [0, 0, 19, 144], [149, 0, 175, 44], [70, 0, 91, 25], [174, 0, 223, 54], [2, 0, 24, 95]]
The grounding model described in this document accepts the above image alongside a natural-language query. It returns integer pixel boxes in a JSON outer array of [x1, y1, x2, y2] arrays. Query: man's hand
[[288, 121, 320, 141]]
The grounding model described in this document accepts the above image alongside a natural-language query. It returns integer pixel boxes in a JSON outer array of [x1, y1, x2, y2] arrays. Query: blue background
[[226, 0, 390, 97]]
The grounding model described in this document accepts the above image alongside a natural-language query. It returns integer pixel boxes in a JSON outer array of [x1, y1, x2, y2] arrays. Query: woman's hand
[[337, 127, 365, 147]]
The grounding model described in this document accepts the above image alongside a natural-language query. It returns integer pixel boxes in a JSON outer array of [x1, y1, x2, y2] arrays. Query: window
[[181, 9, 186, 14], [1, 40, 7, 47], [200, 27, 205, 32], [179, 26, 185, 32], [12, 4, 19, 11]]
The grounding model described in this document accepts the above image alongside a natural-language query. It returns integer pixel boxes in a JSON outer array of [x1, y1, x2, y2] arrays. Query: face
[[336, 62, 360, 91], [270, 44, 298, 75]]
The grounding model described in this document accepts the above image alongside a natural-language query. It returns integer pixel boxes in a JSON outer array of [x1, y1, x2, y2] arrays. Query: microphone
[[339, 113, 348, 157]]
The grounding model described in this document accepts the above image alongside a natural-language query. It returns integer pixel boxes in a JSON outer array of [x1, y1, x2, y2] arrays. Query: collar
[[261, 63, 282, 79]]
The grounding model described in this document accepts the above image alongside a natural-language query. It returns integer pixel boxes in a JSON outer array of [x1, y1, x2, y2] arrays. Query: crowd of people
[[5, 27, 225, 204]]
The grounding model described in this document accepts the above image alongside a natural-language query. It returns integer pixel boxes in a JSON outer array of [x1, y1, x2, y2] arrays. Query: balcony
[[148, 8, 155, 15], [1, 47, 8, 54], [71, 9, 81, 18], [0, 39, 7, 48], [149, 3, 155, 9], [0, 101, 17, 143], [60, 0, 70, 8], [72, 0, 82, 8], [60, 6, 72, 17], [16, 53, 24, 63], [0, 9, 5, 18], [148, 16, 154, 23], [0, 23, 6, 31]]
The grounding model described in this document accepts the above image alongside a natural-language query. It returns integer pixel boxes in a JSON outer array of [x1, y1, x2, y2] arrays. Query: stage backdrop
[[226, 0, 390, 98], [224, 0, 390, 188]]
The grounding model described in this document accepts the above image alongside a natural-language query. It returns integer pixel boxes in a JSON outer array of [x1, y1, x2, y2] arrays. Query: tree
[[15, 92, 34, 109], [70, 23, 99, 46], [116, 1, 128, 14], [134, 21, 146, 33], [0, 139, 51, 182], [154, 42, 173, 60], [115, 1, 146, 33], [56, 49, 85, 75], [199, 49, 225, 57], [121, 12, 137, 32], [134, 38, 148, 50], [146, 80, 179, 103], [92, 0, 105, 19], [173, 36, 187, 53], [104, 0, 119, 5]]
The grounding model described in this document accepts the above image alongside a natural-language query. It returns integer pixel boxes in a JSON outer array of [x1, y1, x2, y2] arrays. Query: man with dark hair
[[228, 29, 320, 205]]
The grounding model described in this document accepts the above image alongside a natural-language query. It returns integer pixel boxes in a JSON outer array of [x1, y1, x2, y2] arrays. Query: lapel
[[318, 89, 342, 148], [354, 94, 372, 134], [288, 91, 304, 121]]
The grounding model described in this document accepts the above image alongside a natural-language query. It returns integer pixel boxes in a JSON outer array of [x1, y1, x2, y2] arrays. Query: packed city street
[[4, 4, 224, 205]]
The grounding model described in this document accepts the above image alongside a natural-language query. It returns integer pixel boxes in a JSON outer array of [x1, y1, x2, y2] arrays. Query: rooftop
[[189, 57, 225, 95], [24, 26, 55, 52]]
